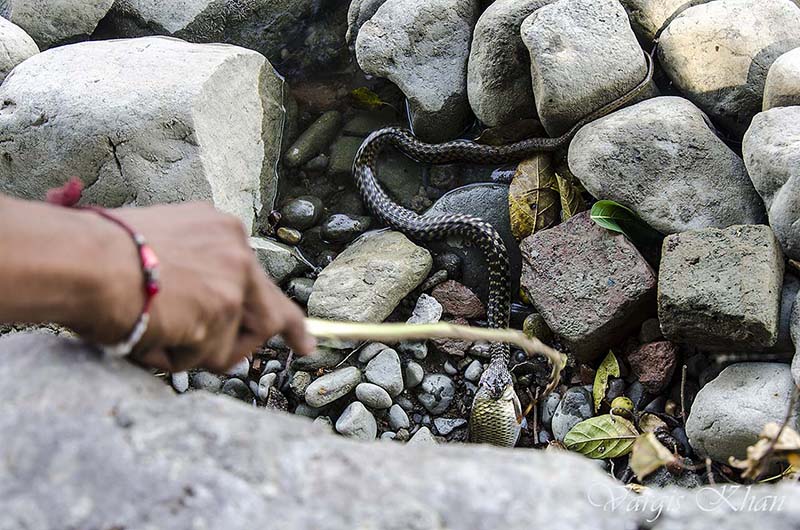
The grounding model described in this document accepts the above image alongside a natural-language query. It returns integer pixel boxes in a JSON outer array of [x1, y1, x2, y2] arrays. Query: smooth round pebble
[[286, 277, 315, 305], [464, 360, 483, 382], [277, 227, 302, 245], [305, 366, 362, 408], [444, 361, 458, 375], [295, 403, 322, 418], [313, 416, 334, 430], [221, 378, 253, 402], [540, 391, 561, 427], [355, 382, 393, 409], [170, 371, 189, 393], [190, 371, 223, 393], [551, 387, 592, 442], [290, 371, 312, 399], [365, 349, 404, 397], [258, 372, 277, 401], [381, 431, 397, 440], [433, 417, 467, 436], [407, 426, 437, 445], [225, 357, 250, 379], [263, 359, 283, 375], [388, 404, 411, 430], [358, 342, 388, 363], [417, 374, 455, 415], [404, 361, 424, 388], [280, 195, 323, 230], [335, 401, 378, 440]]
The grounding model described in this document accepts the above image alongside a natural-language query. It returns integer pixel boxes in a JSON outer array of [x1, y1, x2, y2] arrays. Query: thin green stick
[[304, 318, 567, 395]]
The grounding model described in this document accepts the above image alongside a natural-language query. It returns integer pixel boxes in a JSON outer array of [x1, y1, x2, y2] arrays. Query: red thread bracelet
[[46, 177, 160, 357]]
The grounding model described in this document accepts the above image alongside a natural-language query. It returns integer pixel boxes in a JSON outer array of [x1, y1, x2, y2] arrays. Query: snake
[[353, 51, 654, 447]]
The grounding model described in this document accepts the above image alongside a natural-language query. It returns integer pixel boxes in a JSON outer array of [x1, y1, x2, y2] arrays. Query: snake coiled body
[[353, 52, 653, 447]]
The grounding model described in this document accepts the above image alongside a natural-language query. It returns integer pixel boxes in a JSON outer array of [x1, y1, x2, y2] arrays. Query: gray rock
[[638, 318, 664, 344], [292, 348, 346, 371], [464, 360, 483, 382], [170, 371, 189, 393], [425, 184, 521, 303], [355, 383, 393, 409], [792, 295, 800, 387], [0, 16, 37, 83], [335, 401, 378, 440], [444, 361, 458, 376], [540, 391, 561, 427], [381, 431, 397, 441], [257, 373, 277, 401], [407, 426, 438, 445], [520, 212, 657, 360], [658, 0, 800, 136], [250, 237, 311, 285], [467, 0, 554, 126], [434, 417, 468, 436], [743, 106, 800, 260], [404, 361, 425, 389], [551, 386, 593, 442], [262, 360, 283, 375], [4, 333, 800, 528], [407, 294, 443, 325], [308, 231, 432, 323], [284, 111, 342, 168], [388, 404, 411, 430], [294, 403, 321, 418], [767, 273, 800, 355], [279, 195, 324, 231], [225, 357, 250, 380], [399, 340, 429, 360], [417, 374, 456, 415], [686, 362, 799, 461], [221, 379, 253, 403], [642, 459, 703, 489], [104, 0, 333, 74], [358, 342, 388, 363], [521, 0, 648, 136], [619, 0, 709, 41], [304, 367, 362, 408], [658, 225, 784, 349], [764, 47, 800, 110], [312, 415, 334, 431], [1, 0, 113, 49], [289, 371, 312, 400], [320, 214, 371, 244], [365, 349, 404, 397], [286, 277, 315, 306], [346, 0, 389, 45], [569, 96, 765, 234], [355, 0, 479, 141], [190, 371, 223, 393], [327, 135, 365, 178], [0, 37, 284, 231]]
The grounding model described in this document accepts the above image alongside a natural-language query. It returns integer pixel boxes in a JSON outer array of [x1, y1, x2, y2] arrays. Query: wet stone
[[292, 348, 346, 371], [320, 214, 371, 244], [277, 227, 303, 245], [221, 378, 253, 403], [286, 277, 315, 306], [280, 196, 324, 231], [284, 110, 342, 168]]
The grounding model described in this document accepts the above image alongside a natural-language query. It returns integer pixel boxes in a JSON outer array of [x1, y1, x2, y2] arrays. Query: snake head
[[478, 357, 514, 400]]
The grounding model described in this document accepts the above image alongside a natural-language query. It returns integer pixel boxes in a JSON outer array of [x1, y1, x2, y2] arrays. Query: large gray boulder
[[4, 333, 800, 528], [520, 212, 657, 360], [355, 0, 479, 142], [0, 16, 37, 83], [0, 0, 114, 49], [658, 0, 800, 137], [308, 231, 432, 323], [743, 106, 800, 260], [763, 47, 800, 110], [0, 37, 286, 233], [658, 225, 785, 350], [619, 0, 710, 41], [520, 0, 648, 136], [467, 0, 554, 127], [686, 363, 799, 462], [569, 96, 765, 234]]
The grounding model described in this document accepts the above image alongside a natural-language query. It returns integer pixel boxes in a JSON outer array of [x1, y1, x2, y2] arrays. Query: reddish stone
[[431, 280, 486, 320], [626, 341, 678, 393], [432, 318, 471, 357]]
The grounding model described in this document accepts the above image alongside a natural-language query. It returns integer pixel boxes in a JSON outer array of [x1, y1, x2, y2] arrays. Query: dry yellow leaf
[[631, 432, 678, 480], [509, 154, 560, 240], [555, 165, 587, 220], [730, 422, 800, 480]]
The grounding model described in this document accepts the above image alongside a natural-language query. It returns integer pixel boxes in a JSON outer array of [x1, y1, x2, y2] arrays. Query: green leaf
[[589, 200, 663, 246], [350, 87, 388, 110], [631, 432, 678, 480], [592, 350, 620, 412], [564, 414, 639, 459]]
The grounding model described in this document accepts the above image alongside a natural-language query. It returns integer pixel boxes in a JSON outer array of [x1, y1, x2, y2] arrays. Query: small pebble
[[355, 382, 393, 409], [321, 213, 371, 243], [398, 340, 428, 359], [170, 371, 189, 393], [388, 404, 410, 430], [286, 277, 315, 305], [433, 417, 467, 436], [644, 396, 666, 413], [316, 250, 337, 268], [468, 342, 491, 358], [225, 357, 250, 379], [290, 371, 312, 399], [284, 110, 342, 168], [258, 372, 277, 400], [538, 430, 552, 444], [464, 360, 483, 382], [292, 348, 345, 370], [365, 349, 404, 397], [263, 359, 283, 375], [295, 403, 321, 418], [444, 361, 458, 375], [404, 362, 424, 388], [407, 426, 437, 445], [303, 154, 329, 172], [381, 431, 397, 440], [304, 366, 362, 408], [551, 387, 593, 442], [190, 371, 223, 393], [605, 378, 626, 402], [358, 342, 388, 363], [395, 429, 410, 442], [313, 416, 334, 430], [417, 374, 455, 415], [221, 378, 253, 402], [277, 226, 302, 245], [540, 392, 561, 427], [336, 401, 378, 440], [280, 195, 323, 230], [433, 252, 462, 280], [395, 395, 415, 411], [626, 381, 648, 410]]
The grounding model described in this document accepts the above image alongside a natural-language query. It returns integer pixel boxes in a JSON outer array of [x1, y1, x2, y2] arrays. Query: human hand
[[80, 202, 315, 372]]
